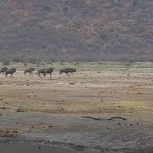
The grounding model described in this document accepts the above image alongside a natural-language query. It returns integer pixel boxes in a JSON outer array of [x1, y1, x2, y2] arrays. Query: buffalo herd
[[0, 67, 76, 78]]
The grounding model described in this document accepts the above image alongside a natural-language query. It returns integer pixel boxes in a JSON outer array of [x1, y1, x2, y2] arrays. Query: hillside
[[0, 0, 153, 62]]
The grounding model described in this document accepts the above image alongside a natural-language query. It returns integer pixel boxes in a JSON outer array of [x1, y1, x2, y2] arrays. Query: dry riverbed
[[0, 69, 153, 153]]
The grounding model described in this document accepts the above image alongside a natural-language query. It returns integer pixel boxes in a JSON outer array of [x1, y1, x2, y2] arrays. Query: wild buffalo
[[45, 68, 54, 78], [59, 68, 76, 78], [24, 68, 35, 76], [0, 67, 8, 74], [38, 68, 54, 78], [38, 69, 46, 77], [5, 68, 16, 78], [67, 68, 76, 74]]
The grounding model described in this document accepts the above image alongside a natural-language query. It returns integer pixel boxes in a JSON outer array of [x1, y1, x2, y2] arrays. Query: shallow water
[[0, 143, 101, 153]]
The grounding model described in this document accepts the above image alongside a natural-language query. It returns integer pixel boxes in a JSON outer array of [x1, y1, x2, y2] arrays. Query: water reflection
[[0, 143, 100, 153]]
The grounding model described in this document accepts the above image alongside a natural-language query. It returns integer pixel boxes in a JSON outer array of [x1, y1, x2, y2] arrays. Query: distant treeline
[[0, 0, 153, 62]]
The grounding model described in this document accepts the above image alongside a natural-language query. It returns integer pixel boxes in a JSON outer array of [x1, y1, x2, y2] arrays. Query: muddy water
[[0, 143, 101, 153]]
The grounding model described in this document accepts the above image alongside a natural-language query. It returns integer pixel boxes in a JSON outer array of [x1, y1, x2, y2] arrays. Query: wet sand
[[0, 142, 101, 153]]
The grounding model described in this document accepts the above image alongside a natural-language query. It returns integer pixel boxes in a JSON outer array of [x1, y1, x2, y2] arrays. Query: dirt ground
[[0, 68, 153, 153]]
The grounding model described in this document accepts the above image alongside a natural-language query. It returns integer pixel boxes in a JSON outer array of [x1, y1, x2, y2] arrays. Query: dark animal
[[67, 68, 76, 74], [38, 68, 54, 78], [59, 68, 76, 78], [5, 68, 16, 77], [45, 68, 54, 78], [24, 68, 35, 76], [38, 69, 46, 77], [0, 67, 8, 74], [81, 116, 127, 121]]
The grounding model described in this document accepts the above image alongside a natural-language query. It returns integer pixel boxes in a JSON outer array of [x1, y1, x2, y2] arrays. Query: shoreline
[[0, 110, 153, 153]]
